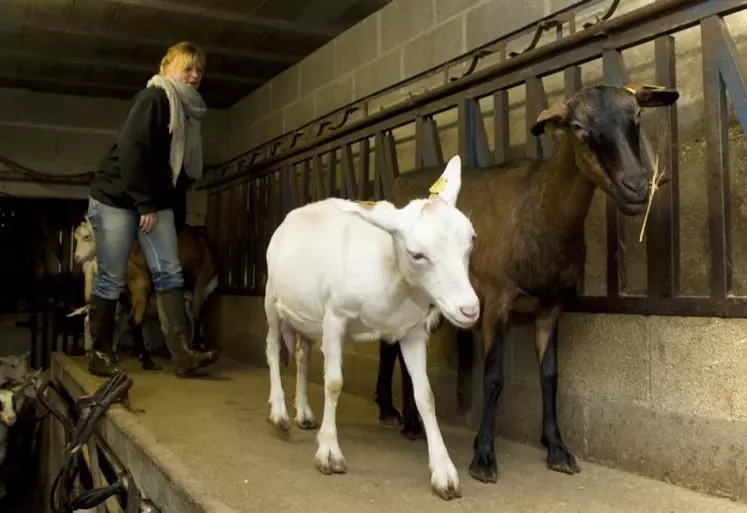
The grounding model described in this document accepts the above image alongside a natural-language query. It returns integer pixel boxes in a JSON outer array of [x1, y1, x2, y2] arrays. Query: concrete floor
[[64, 354, 747, 513]]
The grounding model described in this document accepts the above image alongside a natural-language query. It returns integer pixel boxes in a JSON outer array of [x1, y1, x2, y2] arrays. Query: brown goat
[[74, 221, 219, 368], [373, 84, 680, 483]]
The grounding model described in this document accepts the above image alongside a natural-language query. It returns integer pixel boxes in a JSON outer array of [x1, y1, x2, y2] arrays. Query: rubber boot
[[87, 294, 125, 378], [155, 288, 219, 377]]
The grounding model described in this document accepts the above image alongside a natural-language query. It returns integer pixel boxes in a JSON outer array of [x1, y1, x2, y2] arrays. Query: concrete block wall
[[220, 0, 620, 158], [205, 0, 747, 504], [0, 87, 227, 225]]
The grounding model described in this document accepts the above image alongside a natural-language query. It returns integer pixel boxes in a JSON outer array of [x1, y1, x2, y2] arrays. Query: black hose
[[37, 369, 157, 513]]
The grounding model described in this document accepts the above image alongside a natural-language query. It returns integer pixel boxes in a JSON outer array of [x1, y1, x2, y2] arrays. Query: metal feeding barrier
[[199, 0, 747, 319]]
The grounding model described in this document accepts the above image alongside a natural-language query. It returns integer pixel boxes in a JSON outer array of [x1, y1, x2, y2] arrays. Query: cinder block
[[300, 43, 336, 97], [271, 67, 299, 110], [314, 75, 354, 117], [584, 396, 747, 502], [557, 313, 649, 403], [233, 82, 273, 122], [354, 49, 402, 100], [436, 0, 479, 22], [649, 316, 747, 418], [403, 17, 463, 79], [466, 0, 544, 51], [380, 0, 435, 53], [335, 13, 378, 75], [263, 111, 285, 143], [283, 94, 315, 132]]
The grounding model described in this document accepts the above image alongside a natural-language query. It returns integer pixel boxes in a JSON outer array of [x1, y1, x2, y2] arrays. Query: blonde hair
[[159, 41, 206, 75]]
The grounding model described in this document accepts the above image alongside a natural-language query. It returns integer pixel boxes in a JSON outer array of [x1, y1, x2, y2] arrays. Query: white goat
[[264, 155, 479, 500]]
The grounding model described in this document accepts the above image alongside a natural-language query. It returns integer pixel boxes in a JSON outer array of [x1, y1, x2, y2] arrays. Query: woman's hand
[[139, 213, 158, 234]]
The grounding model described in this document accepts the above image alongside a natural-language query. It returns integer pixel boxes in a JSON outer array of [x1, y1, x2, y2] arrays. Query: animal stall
[[197, 0, 747, 503]]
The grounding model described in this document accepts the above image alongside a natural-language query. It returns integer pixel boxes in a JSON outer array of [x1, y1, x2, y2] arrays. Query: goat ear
[[331, 198, 403, 233], [530, 102, 570, 137], [428, 155, 462, 207], [624, 84, 680, 107]]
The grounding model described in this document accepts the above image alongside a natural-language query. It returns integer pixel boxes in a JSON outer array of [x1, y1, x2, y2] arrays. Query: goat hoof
[[314, 449, 347, 475], [468, 454, 498, 483], [140, 359, 161, 371], [378, 406, 403, 426], [296, 415, 317, 430], [547, 445, 581, 475], [431, 459, 462, 500], [268, 409, 291, 433], [402, 421, 425, 441]]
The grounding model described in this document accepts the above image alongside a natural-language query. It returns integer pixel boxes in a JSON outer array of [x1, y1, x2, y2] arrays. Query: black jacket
[[90, 86, 191, 224]]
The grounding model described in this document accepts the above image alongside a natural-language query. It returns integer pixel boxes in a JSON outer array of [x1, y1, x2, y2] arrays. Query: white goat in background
[[264, 155, 479, 500]]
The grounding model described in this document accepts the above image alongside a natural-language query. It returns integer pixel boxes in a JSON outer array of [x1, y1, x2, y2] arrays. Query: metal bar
[[602, 51, 622, 300], [374, 133, 386, 201], [525, 76, 554, 161], [358, 139, 372, 200], [419, 117, 445, 169], [493, 90, 510, 164], [701, 17, 732, 300], [459, 98, 492, 168], [327, 151, 338, 199], [380, 132, 399, 199], [299, 160, 310, 206], [564, 65, 583, 293], [566, 296, 747, 318], [313, 154, 325, 201], [342, 144, 357, 199], [704, 15, 747, 134], [649, 35, 679, 298]]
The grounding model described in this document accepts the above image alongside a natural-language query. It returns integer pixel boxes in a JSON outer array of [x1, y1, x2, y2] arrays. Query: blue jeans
[[87, 197, 184, 300]]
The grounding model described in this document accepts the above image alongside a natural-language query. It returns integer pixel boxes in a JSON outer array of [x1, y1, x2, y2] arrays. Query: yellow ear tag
[[623, 86, 637, 95], [429, 177, 447, 195], [543, 122, 556, 135], [355, 200, 378, 207]]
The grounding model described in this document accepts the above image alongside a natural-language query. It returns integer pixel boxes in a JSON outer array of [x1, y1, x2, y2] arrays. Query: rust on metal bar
[[701, 16, 732, 300], [649, 35, 679, 298]]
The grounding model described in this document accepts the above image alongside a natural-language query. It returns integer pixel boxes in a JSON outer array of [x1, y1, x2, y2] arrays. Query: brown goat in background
[[373, 84, 680, 483], [74, 221, 220, 369]]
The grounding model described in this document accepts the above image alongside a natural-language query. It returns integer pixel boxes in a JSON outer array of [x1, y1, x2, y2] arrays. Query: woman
[[86, 41, 218, 378]]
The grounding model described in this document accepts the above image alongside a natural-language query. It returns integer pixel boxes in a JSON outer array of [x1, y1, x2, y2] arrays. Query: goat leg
[[399, 347, 424, 441], [374, 341, 402, 426], [536, 304, 580, 475], [130, 320, 161, 371], [468, 316, 506, 484]]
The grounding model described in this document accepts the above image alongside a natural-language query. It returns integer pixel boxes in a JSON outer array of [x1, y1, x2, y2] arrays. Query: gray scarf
[[146, 74, 207, 185]]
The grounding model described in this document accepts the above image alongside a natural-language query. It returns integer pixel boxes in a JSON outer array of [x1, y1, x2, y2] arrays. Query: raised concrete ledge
[[46, 352, 747, 513], [51, 352, 238, 513]]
